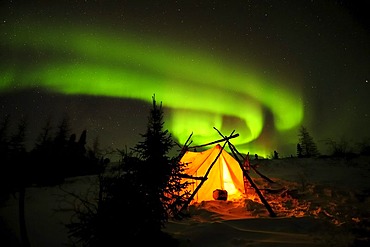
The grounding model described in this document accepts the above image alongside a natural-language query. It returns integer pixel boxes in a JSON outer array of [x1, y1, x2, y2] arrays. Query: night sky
[[1, 1, 369, 158]]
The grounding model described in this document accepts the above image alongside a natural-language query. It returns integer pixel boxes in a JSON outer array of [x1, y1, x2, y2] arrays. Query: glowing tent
[[180, 144, 246, 203], [177, 130, 277, 217]]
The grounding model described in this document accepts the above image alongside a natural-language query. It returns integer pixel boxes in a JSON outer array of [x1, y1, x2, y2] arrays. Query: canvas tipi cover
[[180, 144, 245, 203]]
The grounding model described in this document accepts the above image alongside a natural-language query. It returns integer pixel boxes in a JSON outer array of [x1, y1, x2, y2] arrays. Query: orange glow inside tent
[[180, 144, 246, 203]]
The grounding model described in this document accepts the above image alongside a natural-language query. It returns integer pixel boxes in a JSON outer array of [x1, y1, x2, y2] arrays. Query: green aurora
[[1, 22, 304, 156]]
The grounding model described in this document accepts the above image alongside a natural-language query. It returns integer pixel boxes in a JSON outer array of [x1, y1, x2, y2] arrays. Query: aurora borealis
[[1, 1, 369, 158]]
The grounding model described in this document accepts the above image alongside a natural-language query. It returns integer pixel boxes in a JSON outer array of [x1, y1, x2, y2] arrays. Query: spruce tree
[[131, 94, 184, 240], [0, 115, 11, 203], [66, 95, 185, 246], [298, 126, 320, 157], [9, 117, 30, 247], [297, 143, 303, 157]]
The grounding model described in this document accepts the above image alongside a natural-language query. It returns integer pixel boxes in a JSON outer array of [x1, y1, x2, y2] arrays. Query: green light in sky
[[0, 21, 303, 156]]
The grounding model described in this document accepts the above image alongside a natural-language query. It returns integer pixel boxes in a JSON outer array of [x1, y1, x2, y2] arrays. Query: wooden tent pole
[[213, 127, 277, 217], [238, 160, 277, 217], [188, 133, 239, 149], [250, 164, 275, 183], [228, 142, 275, 183], [175, 132, 193, 151], [179, 136, 231, 212]]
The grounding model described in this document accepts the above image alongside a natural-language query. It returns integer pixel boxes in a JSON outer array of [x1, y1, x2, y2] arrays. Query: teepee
[[178, 129, 277, 217], [180, 144, 245, 202]]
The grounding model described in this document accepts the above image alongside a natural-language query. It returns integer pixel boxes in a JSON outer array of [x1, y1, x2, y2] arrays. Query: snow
[[1, 156, 370, 246]]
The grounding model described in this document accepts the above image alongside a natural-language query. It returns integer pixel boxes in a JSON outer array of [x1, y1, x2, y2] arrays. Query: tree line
[[0, 114, 102, 192], [0, 113, 104, 246], [296, 125, 370, 159], [0, 95, 192, 246]]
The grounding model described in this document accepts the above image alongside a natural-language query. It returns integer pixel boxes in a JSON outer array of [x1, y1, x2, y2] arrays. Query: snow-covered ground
[[1, 156, 369, 246]]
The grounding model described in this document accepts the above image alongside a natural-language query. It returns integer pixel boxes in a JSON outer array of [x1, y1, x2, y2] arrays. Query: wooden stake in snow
[[214, 127, 277, 217]]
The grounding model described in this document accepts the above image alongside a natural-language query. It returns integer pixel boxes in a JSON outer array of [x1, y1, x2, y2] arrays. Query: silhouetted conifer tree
[[54, 115, 71, 147], [30, 117, 57, 185], [34, 116, 53, 149], [0, 114, 10, 156], [297, 143, 303, 157], [298, 126, 320, 157], [52, 116, 72, 181], [0, 115, 12, 203], [8, 117, 30, 247], [66, 95, 184, 246], [127, 94, 182, 243]]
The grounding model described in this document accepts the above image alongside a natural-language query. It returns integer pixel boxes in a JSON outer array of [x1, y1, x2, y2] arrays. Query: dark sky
[[1, 0, 369, 158]]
